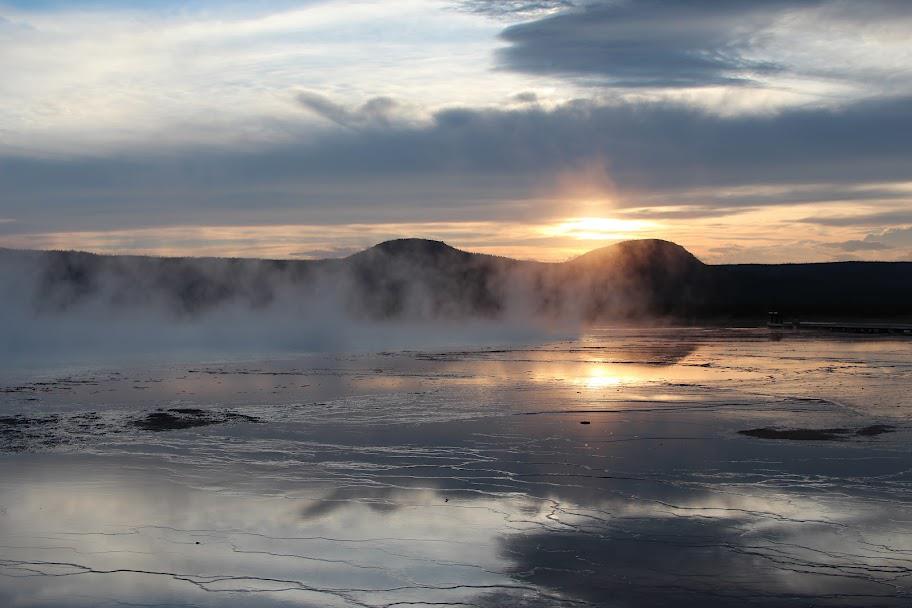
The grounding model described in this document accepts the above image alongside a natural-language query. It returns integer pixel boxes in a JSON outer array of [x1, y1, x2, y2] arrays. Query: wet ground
[[1, 327, 912, 606]]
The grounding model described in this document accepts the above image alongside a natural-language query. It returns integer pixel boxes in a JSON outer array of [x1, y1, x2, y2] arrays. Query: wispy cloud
[[297, 92, 413, 130], [823, 239, 890, 252], [798, 210, 912, 227], [0, 0, 528, 156], [457, 0, 575, 19]]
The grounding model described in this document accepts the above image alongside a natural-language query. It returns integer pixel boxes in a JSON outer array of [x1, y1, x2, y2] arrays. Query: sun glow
[[544, 217, 658, 241], [573, 363, 647, 389], [582, 366, 625, 389]]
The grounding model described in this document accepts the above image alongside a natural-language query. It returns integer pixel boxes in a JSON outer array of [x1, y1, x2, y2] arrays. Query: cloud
[[494, 0, 912, 92], [288, 245, 361, 259], [288, 94, 912, 188], [457, 0, 575, 19], [297, 92, 406, 130], [798, 210, 912, 227], [511, 91, 539, 104], [617, 206, 753, 221], [823, 239, 889, 252], [2, 93, 912, 239], [873, 226, 912, 249], [0, 14, 34, 32], [818, 226, 912, 257], [0, 0, 542, 157], [495, 0, 802, 87]]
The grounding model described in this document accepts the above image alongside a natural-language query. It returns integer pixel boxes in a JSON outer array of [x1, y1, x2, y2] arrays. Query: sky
[[1, 0, 911, 263]]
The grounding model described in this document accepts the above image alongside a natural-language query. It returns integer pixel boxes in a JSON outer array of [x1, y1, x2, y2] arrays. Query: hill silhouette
[[1, 239, 910, 322], [570, 239, 702, 269]]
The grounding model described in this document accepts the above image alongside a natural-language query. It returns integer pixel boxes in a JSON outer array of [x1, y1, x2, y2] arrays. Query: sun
[[543, 217, 658, 241]]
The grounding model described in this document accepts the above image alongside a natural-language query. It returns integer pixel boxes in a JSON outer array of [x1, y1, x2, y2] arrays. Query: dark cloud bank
[[3, 94, 912, 233], [494, 0, 912, 87], [496, 0, 791, 87]]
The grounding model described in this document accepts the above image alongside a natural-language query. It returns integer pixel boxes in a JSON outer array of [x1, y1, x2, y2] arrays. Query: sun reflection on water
[[580, 364, 626, 388]]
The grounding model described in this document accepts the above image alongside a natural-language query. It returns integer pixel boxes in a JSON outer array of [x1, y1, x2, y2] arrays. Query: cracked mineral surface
[[2, 328, 912, 606]]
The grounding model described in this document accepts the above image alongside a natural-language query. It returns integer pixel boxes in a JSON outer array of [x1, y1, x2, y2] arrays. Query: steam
[[0, 245, 567, 365], [0, 239, 704, 366]]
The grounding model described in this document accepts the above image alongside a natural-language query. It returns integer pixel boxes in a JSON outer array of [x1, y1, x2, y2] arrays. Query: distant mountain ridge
[[1, 238, 910, 322]]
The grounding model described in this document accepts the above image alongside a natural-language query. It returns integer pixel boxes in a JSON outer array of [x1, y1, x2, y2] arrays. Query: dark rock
[[132, 411, 216, 432], [739, 425, 897, 441], [739, 427, 852, 441], [132, 409, 262, 432]]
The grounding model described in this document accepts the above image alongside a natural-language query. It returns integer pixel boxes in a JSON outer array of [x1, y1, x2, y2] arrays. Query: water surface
[[2, 328, 911, 606]]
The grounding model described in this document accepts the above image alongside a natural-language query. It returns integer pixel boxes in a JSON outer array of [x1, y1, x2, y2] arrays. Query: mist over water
[[4, 235, 911, 371], [0, 244, 586, 367]]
